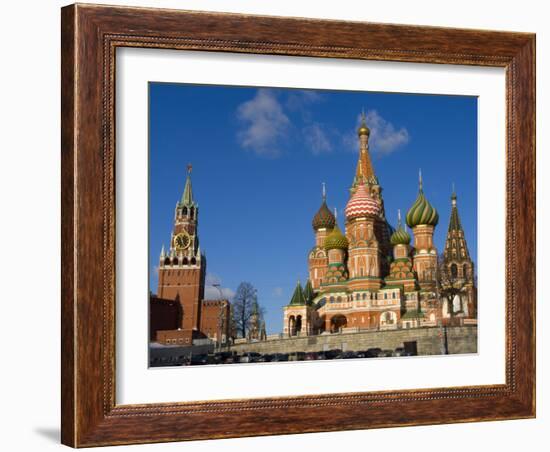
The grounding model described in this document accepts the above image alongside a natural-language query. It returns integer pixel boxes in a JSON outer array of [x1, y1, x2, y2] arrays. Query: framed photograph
[[61, 3, 535, 447]]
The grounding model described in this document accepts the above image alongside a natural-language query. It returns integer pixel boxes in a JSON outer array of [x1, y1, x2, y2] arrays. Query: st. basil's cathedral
[[283, 113, 477, 337]]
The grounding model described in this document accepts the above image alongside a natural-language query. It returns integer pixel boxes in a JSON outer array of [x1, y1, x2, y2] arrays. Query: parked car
[[319, 349, 342, 360], [239, 352, 262, 363], [341, 351, 358, 359], [189, 354, 208, 365], [304, 352, 319, 361], [270, 353, 289, 362], [394, 347, 413, 357], [288, 351, 306, 361], [378, 349, 394, 358], [364, 348, 382, 358], [213, 351, 233, 364]]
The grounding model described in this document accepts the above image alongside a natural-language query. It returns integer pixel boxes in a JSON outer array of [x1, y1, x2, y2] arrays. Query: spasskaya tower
[[157, 164, 206, 332]]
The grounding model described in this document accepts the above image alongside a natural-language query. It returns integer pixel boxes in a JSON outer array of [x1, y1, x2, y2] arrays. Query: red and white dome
[[345, 183, 380, 220]]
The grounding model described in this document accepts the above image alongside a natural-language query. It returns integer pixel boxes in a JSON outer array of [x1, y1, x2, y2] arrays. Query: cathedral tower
[[385, 210, 417, 292], [350, 112, 393, 273], [443, 189, 476, 316], [322, 211, 349, 286], [345, 182, 383, 290], [157, 164, 206, 332], [406, 171, 439, 288], [309, 183, 335, 289]]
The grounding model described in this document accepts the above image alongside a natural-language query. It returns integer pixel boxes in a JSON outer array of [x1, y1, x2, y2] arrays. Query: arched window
[[336, 296, 342, 302], [190, 207, 195, 219], [450, 264, 458, 278], [191, 257, 196, 265], [182, 257, 188, 265], [380, 311, 396, 325], [329, 296, 335, 303], [295, 315, 302, 333], [182, 207, 188, 216], [164, 257, 170, 265], [362, 293, 367, 300], [172, 257, 178, 265]]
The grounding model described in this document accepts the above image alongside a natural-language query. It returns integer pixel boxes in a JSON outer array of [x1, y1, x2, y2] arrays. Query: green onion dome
[[406, 177, 439, 228], [312, 200, 336, 230], [390, 224, 411, 246], [324, 223, 349, 250], [391, 209, 411, 245]]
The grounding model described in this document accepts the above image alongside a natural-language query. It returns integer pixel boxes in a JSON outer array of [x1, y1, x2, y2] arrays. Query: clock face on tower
[[174, 231, 191, 250]]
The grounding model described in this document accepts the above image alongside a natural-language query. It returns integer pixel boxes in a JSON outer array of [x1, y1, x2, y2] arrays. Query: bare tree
[[434, 254, 468, 318], [232, 282, 260, 338]]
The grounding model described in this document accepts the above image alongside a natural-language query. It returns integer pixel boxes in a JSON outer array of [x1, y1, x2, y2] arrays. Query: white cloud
[[236, 89, 290, 157], [303, 123, 332, 155], [365, 110, 410, 155], [343, 110, 409, 156], [204, 273, 235, 300], [286, 90, 323, 112]]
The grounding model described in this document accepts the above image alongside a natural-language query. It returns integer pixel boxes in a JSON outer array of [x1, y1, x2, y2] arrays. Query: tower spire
[[451, 182, 457, 205], [444, 187, 472, 269], [418, 168, 423, 192], [181, 163, 195, 207], [352, 112, 376, 191], [322, 182, 326, 201]]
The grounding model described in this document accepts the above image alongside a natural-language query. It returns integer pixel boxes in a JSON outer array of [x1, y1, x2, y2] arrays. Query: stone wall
[[229, 326, 477, 356]]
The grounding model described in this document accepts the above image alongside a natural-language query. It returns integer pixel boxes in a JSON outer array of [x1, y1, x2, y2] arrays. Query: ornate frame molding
[[61, 4, 535, 447]]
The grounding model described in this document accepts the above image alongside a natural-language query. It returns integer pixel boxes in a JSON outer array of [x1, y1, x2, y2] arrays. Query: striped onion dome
[[324, 224, 349, 250], [390, 223, 411, 246], [345, 183, 380, 220], [406, 180, 439, 228], [391, 209, 411, 245], [312, 200, 336, 230]]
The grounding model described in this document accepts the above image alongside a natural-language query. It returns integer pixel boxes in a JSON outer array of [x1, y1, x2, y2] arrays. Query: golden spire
[[351, 111, 375, 191]]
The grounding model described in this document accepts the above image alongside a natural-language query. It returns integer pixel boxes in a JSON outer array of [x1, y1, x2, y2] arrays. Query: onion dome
[[324, 223, 349, 250], [406, 170, 439, 228], [345, 183, 380, 220], [312, 183, 336, 230], [357, 110, 370, 136], [390, 210, 411, 245]]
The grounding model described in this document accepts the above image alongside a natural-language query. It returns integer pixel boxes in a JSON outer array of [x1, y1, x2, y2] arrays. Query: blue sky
[[149, 83, 477, 334]]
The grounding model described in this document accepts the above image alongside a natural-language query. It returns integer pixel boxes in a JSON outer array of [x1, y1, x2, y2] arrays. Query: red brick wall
[[200, 300, 230, 340], [149, 295, 182, 341], [157, 265, 205, 331]]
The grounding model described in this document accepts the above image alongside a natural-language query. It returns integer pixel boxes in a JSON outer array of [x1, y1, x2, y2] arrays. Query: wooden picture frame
[[61, 3, 535, 447]]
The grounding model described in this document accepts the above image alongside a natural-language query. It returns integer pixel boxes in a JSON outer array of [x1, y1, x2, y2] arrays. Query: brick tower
[[406, 170, 439, 289], [157, 164, 206, 333], [308, 183, 335, 290]]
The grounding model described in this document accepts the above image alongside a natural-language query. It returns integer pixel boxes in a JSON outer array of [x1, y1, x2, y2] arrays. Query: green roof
[[288, 281, 307, 306], [303, 279, 315, 304]]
